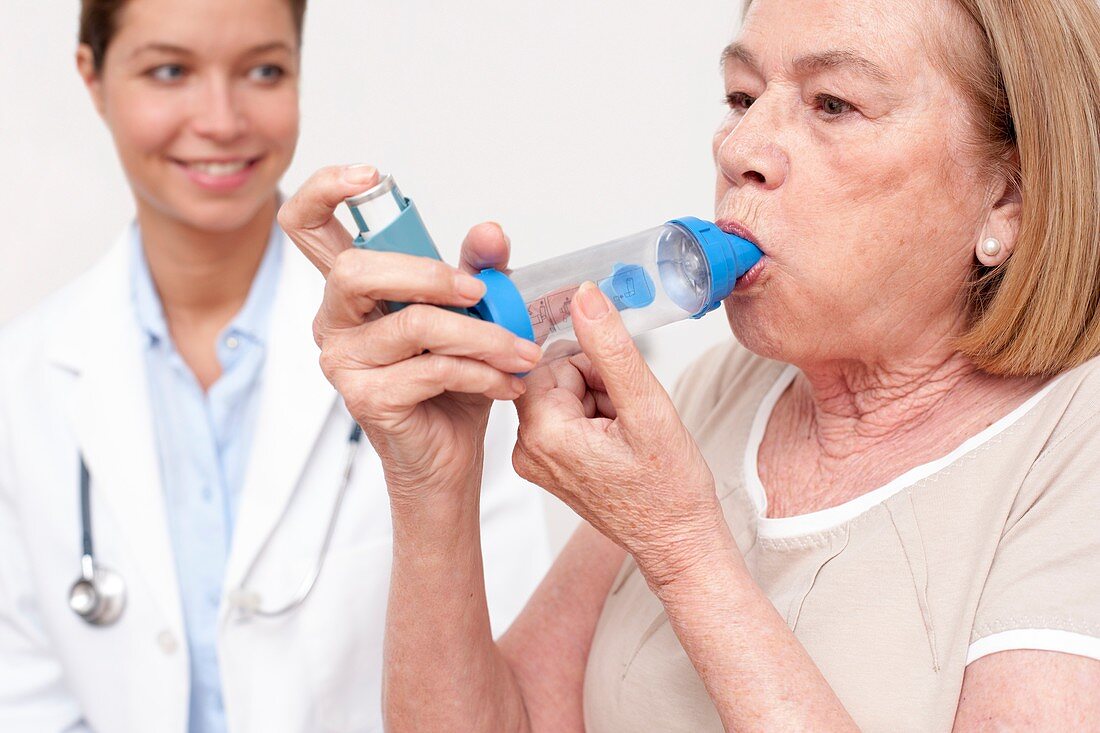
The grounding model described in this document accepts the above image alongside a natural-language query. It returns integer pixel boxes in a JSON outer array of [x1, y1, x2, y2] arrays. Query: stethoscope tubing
[[231, 421, 362, 617], [70, 456, 126, 625], [72, 420, 363, 625]]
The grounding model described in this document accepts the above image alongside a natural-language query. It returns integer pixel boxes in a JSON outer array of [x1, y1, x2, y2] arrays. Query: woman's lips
[[170, 156, 263, 192], [734, 256, 768, 290], [715, 218, 763, 252], [714, 218, 768, 290]]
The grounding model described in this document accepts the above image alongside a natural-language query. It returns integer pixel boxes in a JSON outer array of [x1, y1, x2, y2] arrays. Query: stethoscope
[[70, 421, 363, 626]]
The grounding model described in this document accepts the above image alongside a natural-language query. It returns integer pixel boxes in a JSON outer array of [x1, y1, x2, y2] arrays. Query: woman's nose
[[191, 75, 247, 142], [715, 108, 789, 191]]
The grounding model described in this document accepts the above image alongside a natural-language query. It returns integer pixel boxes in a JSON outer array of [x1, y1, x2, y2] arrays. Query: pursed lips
[[715, 217, 766, 255], [715, 217, 770, 290]]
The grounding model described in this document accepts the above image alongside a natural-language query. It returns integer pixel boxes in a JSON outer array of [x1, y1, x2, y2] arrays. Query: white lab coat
[[0, 230, 551, 733]]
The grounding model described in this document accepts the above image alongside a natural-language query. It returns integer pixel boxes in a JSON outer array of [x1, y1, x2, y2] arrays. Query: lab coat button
[[157, 630, 178, 654], [225, 336, 240, 350]]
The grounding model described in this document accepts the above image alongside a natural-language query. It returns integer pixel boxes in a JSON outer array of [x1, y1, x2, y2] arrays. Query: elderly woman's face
[[715, 0, 996, 364]]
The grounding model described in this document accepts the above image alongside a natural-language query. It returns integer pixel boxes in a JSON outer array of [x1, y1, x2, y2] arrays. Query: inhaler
[[345, 175, 763, 361]]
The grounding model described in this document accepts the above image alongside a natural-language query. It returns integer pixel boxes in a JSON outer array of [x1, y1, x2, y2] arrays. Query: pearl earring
[[981, 237, 1002, 257]]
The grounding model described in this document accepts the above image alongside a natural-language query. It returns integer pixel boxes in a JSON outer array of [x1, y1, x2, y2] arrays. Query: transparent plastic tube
[[507, 223, 728, 359], [344, 175, 762, 365]]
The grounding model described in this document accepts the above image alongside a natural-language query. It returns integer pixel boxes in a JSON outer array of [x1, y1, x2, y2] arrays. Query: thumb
[[278, 164, 380, 276], [459, 221, 511, 275], [569, 281, 672, 424]]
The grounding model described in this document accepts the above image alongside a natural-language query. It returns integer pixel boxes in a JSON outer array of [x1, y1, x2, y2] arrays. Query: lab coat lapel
[[46, 231, 185, 631], [225, 234, 337, 590]]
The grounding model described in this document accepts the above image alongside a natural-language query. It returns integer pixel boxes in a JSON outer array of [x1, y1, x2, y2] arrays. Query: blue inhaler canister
[[344, 175, 763, 362], [345, 174, 464, 315]]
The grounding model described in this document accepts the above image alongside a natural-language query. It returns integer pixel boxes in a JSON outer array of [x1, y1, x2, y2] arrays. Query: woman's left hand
[[513, 281, 729, 587]]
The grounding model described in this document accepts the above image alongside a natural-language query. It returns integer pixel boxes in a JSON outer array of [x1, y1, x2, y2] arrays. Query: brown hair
[[79, 0, 308, 72], [740, 0, 1100, 377]]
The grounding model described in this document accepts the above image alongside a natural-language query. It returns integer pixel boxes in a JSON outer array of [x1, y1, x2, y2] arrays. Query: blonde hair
[[740, 0, 1100, 376], [950, 0, 1100, 376]]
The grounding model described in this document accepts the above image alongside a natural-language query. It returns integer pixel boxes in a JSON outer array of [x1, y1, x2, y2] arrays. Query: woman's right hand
[[278, 165, 542, 508]]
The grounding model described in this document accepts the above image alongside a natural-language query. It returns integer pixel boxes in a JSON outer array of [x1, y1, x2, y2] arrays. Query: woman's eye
[[248, 64, 285, 82], [724, 91, 755, 110], [815, 94, 853, 117], [148, 64, 186, 82]]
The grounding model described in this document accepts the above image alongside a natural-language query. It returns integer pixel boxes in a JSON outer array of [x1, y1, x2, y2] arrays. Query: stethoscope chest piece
[[69, 558, 126, 626]]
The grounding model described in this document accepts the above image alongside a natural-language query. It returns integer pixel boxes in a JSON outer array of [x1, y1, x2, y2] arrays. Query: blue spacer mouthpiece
[[667, 216, 763, 318], [470, 269, 536, 343]]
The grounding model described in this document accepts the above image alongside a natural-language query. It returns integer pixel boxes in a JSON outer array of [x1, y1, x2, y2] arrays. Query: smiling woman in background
[[280, 0, 1100, 729], [0, 1, 548, 732]]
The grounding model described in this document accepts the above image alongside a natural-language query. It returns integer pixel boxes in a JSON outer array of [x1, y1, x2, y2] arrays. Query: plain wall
[[0, 0, 743, 553]]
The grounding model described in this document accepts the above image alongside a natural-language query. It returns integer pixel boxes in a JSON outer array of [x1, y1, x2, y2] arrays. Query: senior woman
[[278, 0, 1100, 729]]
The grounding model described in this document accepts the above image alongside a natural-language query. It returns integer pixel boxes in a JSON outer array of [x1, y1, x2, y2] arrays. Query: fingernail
[[488, 221, 511, 246], [342, 164, 377, 185], [511, 377, 527, 394], [515, 338, 542, 363], [576, 281, 609, 320], [455, 273, 487, 301]]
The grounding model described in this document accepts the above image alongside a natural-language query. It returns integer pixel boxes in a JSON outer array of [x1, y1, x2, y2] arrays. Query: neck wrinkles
[[788, 349, 1034, 456]]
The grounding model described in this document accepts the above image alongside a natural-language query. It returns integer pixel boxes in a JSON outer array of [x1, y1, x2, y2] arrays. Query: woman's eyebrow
[[242, 41, 296, 57], [720, 42, 758, 69], [130, 42, 193, 59], [720, 42, 895, 83], [129, 41, 294, 60], [793, 49, 895, 83]]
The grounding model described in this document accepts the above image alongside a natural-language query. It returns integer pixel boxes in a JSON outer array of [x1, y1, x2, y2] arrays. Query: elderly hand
[[513, 281, 728, 585], [278, 165, 541, 507]]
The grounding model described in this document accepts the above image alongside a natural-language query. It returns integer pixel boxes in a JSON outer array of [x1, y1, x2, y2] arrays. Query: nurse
[[0, 1, 549, 732]]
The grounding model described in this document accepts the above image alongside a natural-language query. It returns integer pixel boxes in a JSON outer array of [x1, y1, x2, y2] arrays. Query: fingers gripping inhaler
[[345, 175, 763, 361]]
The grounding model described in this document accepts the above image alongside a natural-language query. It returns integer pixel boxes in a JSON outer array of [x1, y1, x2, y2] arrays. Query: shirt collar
[[129, 224, 168, 348], [222, 224, 283, 347], [129, 221, 284, 350]]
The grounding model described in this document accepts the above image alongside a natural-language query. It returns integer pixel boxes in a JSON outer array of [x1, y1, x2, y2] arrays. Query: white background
[[0, 0, 743, 552]]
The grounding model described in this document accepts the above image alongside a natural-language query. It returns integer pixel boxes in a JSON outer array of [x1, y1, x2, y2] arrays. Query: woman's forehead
[[733, 0, 951, 76], [110, 0, 297, 53]]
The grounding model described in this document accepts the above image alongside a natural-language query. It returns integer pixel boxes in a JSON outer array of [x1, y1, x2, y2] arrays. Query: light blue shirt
[[130, 225, 283, 733]]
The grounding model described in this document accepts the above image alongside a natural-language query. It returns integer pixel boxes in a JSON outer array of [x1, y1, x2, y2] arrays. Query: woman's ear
[[978, 168, 1022, 267], [75, 44, 107, 118]]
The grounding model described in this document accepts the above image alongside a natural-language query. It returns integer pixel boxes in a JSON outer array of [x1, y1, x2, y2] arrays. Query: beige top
[[583, 341, 1100, 732]]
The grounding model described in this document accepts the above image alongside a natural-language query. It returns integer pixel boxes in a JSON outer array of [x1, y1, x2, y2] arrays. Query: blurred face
[[80, 0, 300, 233], [714, 0, 1001, 366]]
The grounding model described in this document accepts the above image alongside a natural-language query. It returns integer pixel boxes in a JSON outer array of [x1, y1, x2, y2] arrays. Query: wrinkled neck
[[786, 349, 1041, 459]]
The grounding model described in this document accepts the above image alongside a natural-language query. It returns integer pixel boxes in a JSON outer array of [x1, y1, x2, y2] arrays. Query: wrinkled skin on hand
[[513, 283, 728, 584], [278, 165, 540, 507]]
